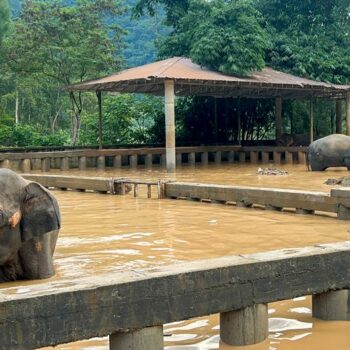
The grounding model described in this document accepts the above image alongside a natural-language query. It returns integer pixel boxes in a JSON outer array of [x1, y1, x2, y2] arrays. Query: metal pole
[[97, 91, 103, 150]]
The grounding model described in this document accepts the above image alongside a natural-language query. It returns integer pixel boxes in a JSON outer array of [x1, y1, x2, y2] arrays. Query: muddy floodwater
[[2, 164, 350, 349]]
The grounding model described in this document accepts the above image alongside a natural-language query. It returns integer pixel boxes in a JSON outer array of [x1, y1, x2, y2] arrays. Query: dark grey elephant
[[308, 134, 350, 171], [0, 169, 60, 282]]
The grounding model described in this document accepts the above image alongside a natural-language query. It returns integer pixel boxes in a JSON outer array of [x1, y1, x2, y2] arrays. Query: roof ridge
[[152, 57, 184, 78]]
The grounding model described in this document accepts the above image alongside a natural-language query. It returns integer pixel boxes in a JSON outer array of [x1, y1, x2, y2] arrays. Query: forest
[[0, 0, 349, 148]]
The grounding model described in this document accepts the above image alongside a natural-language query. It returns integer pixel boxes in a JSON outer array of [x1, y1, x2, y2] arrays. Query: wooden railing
[[1, 242, 349, 349], [0, 146, 308, 172]]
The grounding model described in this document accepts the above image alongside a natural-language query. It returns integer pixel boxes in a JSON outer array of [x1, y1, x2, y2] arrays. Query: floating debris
[[257, 168, 288, 176], [324, 176, 350, 187]]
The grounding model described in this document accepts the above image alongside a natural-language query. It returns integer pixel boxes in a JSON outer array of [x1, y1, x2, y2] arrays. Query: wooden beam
[[275, 97, 283, 141], [97, 91, 103, 150], [346, 92, 350, 136], [310, 97, 314, 143]]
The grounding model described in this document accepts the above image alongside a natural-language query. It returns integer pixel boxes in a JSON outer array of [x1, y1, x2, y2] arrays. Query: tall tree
[[4, 0, 125, 144], [0, 0, 10, 42]]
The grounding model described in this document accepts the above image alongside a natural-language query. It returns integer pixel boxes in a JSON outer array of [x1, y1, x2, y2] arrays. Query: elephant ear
[[21, 182, 61, 242]]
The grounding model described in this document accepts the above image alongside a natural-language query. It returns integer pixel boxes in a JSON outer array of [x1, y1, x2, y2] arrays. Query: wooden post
[[336, 100, 342, 134], [346, 92, 350, 136], [220, 304, 268, 346], [164, 80, 176, 172], [275, 97, 283, 141], [310, 97, 314, 142], [97, 91, 103, 150]]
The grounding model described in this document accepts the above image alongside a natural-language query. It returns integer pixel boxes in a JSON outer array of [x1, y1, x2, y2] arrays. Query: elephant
[[308, 134, 350, 171], [0, 168, 60, 282]]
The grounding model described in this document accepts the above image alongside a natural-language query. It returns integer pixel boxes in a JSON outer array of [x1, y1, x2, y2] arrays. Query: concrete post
[[113, 155, 122, 168], [220, 304, 268, 346], [97, 156, 105, 170], [275, 97, 283, 141], [176, 153, 182, 166], [285, 151, 293, 164], [215, 151, 221, 164], [298, 151, 306, 165], [79, 156, 87, 170], [1, 159, 10, 169], [273, 152, 281, 164], [160, 154, 166, 167], [21, 159, 31, 173], [336, 100, 342, 134], [313, 290, 349, 320], [346, 92, 350, 136], [239, 152, 246, 163], [201, 152, 208, 165], [110, 326, 163, 350], [188, 152, 195, 166], [130, 155, 138, 168], [262, 152, 269, 163], [164, 80, 176, 172], [145, 154, 152, 168], [228, 151, 234, 163], [61, 157, 69, 171], [41, 158, 50, 172], [250, 151, 258, 164]]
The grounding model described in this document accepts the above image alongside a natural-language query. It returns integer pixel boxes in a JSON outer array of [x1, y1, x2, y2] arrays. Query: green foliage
[[0, 0, 10, 42], [79, 94, 163, 145]]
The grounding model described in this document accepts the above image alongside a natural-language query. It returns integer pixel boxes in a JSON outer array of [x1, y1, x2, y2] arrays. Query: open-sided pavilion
[[69, 57, 350, 172]]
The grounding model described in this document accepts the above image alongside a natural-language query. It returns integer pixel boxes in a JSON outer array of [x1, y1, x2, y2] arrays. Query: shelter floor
[[2, 164, 350, 349]]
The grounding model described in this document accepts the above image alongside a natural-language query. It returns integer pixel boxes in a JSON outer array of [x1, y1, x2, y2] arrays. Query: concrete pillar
[[262, 152, 269, 163], [32, 158, 41, 170], [336, 100, 342, 134], [337, 204, 350, 220], [110, 326, 164, 350], [176, 153, 182, 166], [21, 159, 31, 173], [145, 154, 152, 168], [130, 155, 138, 168], [164, 80, 176, 172], [298, 151, 306, 165], [313, 290, 349, 320], [1, 159, 10, 168], [160, 154, 166, 167], [41, 158, 50, 172], [79, 156, 87, 170], [228, 151, 234, 163], [346, 92, 350, 136], [201, 152, 208, 165], [215, 151, 221, 164], [310, 97, 314, 142], [273, 152, 281, 164], [275, 97, 283, 141], [239, 152, 246, 163], [220, 304, 268, 346], [61, 157, 69, 171], [285, 151, 293, 164], [97, 156, 105, 170], [250, 151, 258, 164], [188, 152, 195, 165], [113, 155, 122, 168]]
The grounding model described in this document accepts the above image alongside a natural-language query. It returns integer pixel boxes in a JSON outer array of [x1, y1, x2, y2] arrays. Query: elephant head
[[0, 169, 60, 282]]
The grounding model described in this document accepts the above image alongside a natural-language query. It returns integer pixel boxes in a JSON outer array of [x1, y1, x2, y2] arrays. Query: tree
[[4, 0, 125, 144], [0, 0, 10, 42]]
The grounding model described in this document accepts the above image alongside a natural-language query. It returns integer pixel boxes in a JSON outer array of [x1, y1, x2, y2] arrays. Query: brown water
[[4, 164, 350, 349]]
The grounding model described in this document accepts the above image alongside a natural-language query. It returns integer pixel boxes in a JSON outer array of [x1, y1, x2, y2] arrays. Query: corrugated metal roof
[[69, 57, 350, 99]]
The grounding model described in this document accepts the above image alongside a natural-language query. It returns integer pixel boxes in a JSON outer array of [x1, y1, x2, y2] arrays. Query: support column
[[164, 80, 176, 172], [110, 326, 163, 350], [346, 92, 350, 136], [336, 100, 342, 134], [275, 97, 283, 141], [97, 156, 105, 170], [113, 155, 122, 168], [188, 152, 195, 166], [215, 151, 221, 164], [79, 156, 87, 170], [130, 155, 138, 168], [310, 97, 314, 142], [201, 152, 208, 165], [228, 151, 234, 163], [97, 91, 103, 150], [41, 158, 50, 172], [61, 157, 69, 171], [313, 290, 349, 320], [145, 154, 152, 168], [220, 304, 268, 346], [21, 159, 31, 173]]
